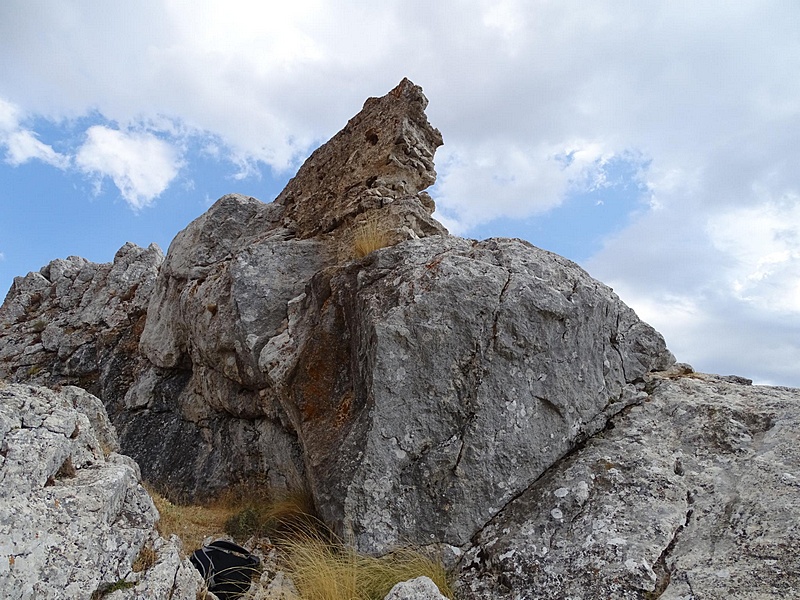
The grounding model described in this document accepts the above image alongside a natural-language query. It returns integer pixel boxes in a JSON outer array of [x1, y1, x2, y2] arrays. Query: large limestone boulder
[[281, 235, 673, 554], [454, 370, 800, 599], [0, 383, 202, 599], [129, 78, 450, 498]]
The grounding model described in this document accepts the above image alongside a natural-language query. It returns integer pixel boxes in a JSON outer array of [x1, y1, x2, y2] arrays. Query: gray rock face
[[133, 193, 316, 496], [283, 235, 673, 554], [0, 383, 202, 600], [454, 371, 800, 599], [0, 242, 162, 401], [127, 79, 451, 498]]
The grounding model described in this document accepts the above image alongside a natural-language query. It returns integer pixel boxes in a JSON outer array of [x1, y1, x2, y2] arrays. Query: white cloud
[[5, 130, 69, 168], [0, 97, 68, 168], [434, 140, 613, 233], [0, 97, 18, 131], [707, 200, 800, 314], [1, 1, 799, 384], [75, 126, 182, 210]]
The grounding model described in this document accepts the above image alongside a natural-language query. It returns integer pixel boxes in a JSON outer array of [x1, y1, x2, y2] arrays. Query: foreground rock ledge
[[456, 371, 800, 599], [0, 383, 203, 600]]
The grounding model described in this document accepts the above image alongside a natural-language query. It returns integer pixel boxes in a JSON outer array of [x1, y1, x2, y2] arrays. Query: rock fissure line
[[460, 382, 657, 565], [490, 269, 513, 353], [610, 312, 629, 382], [648, 489, 695, 599]]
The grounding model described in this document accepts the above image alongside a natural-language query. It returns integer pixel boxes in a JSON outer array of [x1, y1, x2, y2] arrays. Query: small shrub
[[30, 319, 47, 333], [225, 488, 320, 542]]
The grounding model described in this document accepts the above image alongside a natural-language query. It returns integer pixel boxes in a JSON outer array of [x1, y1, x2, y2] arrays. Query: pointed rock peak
[[276, 78, 447, 250]]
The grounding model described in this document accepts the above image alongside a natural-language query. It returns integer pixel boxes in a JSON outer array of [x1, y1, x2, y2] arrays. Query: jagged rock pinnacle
[[275, 78, 446, 242]]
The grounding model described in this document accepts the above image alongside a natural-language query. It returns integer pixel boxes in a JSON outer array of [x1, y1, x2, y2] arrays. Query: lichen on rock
[[0, 383, 202, 600]]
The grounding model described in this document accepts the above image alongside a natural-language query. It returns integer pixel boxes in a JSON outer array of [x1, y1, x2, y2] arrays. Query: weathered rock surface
[[274, 77, 447, 244], [383, 576, 449, 600], [0, 242, 162, 399], [455, 370, 800, 599], [0, 383, 203, 599], [285, 235, 673, 554]]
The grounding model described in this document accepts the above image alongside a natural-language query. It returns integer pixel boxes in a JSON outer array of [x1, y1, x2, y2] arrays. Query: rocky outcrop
[[0, 242, 162, 410], [123, 79, 672, 552], [0, 383, 203, 599], [0, 79, 674, 550], [121, 78, 450, 497], [14, 78, 794, 598], [284, 235, 673, 554], [455, 369, 800, 599]]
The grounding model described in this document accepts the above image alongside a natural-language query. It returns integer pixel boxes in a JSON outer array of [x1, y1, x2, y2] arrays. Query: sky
[[1, 1, 799, 387]]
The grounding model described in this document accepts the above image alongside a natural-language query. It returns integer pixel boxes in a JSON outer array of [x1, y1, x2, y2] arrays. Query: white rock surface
[[455, 371, 800, 599], [383, 576, 449, 600], [0, 383, 201, 599]]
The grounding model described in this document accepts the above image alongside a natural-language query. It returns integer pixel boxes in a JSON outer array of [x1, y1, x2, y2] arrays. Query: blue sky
[[1, 1, 799, 387]]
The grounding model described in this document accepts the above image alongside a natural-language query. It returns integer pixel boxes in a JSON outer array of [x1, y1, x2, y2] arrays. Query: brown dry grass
[[282, 530, 453, 600], [132, 544, 158, 573], [350, 216, 394, 259], [147, 483, 320, 553], [148, 486, 237, 553]]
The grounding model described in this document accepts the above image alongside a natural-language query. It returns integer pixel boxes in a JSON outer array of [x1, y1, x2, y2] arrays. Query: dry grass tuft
[[147, 485, 240, 552], [147, 483, 319, 552], [282, 531, 453, 600], [350, 216, 394, 259], [132, 543, 158, 573]]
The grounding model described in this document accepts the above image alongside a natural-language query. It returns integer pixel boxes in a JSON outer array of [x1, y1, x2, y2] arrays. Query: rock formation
[[0, 242, 161, 399], [455, 368, 800, 598], [0, 383, 203, 599], [1, 78, 798, 598]]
